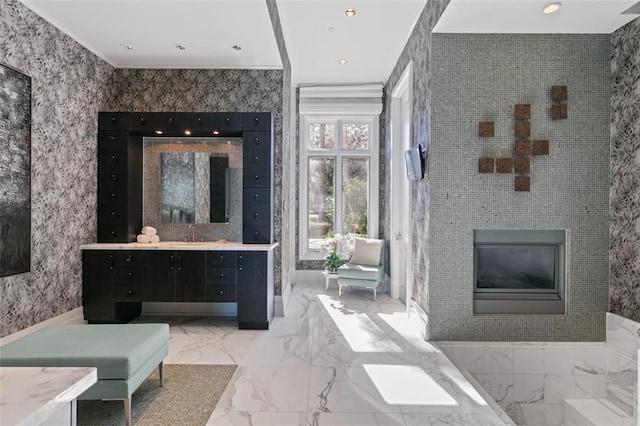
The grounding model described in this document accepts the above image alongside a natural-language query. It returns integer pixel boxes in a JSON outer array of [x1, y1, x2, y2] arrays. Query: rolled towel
[[137, 234, 151, 243], [141, 226, 157, 236], [150, 234, 160, 243]]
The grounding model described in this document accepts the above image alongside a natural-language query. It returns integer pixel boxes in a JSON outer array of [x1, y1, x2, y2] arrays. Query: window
[[300, 116, 379, 259]]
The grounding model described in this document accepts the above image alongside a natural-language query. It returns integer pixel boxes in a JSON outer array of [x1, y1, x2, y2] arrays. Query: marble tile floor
[[136, 282, 506, 426]]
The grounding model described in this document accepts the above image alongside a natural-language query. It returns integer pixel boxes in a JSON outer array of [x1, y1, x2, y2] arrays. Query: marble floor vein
[[137, 282, 506, 425]]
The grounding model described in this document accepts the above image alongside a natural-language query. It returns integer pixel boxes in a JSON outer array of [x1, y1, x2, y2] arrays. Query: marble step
[[564, 398, 634, 426], [462, 371, 516, 425]]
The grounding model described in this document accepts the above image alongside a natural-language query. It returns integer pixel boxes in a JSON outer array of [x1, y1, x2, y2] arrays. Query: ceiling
[[434, 0, 640, 33], [17, 0, 640, 86]]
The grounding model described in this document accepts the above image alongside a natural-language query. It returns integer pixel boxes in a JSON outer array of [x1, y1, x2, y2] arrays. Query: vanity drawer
[[115, 285, 146, 302], [155, 112, 185, 134], [115, 252, 147, 267], [243, 150, 271, 169], [243, 132, 271, 150], [99, 112, 129, 131], [214, 112, 243, 133], [242, 167, 271, 188], [243, 206, 271, 227], [206, 268, 237, 286], [205, 286, 237, 302], [242, 113, 272, 132], [115, 267, 146, 285], [207, 251, 237, 268], [129, 112, 157, 132], [97, 225, 127, 243], [98, 131, 128, 145], [98, 187, 127, 210], [243, 189, 271, 208], [186, 113, 215, 133], [243, 225, 271, 244]]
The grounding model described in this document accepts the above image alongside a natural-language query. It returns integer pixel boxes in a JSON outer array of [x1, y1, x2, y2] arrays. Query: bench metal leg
[[159, 361, 164, 387], [374, 288, 376, 300], [123, 398, 131, 426]]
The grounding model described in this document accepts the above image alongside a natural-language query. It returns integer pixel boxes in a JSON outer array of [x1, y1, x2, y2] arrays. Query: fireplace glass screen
[[476, 245, 556, 291]]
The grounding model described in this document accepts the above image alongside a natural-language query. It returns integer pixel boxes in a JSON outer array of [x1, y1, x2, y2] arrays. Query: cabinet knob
[[128, 290, 134, 296], [140, 117, 145, 124], [110, 230, 116, 237], [219, 290, 224, 295], [254, 156, 259, 162], [111, 211, 117, 217], [111, 117, 117, 124], [254, 137, 259, 144], [128, 272, 133, 278], [254, 117, 259, 124], [219, 273, 224, 280], [197, 117, 202, 125], [108, 135, 116, 141], [219, 255, 224, 263], [110, 174, 118, 181], [110, 193, 117, 200], [111, 155, 118, 163], [253, 193, 259, 200], [168, 117, 174, 125], [253, 212, 258, 218], [225, 116, 230, 123], [254, 175, 259, 181], [126, 255, 132, 262]]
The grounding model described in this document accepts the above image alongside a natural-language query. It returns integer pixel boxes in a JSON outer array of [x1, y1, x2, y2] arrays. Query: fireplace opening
[[473, 230, 566, 315]]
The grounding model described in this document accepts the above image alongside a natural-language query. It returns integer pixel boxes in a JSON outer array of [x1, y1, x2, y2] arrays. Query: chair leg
[[123, 398, 131, 426], [374, 288, 376, 300], [339, 285, 342, 297], [159, 361, 164, 387]]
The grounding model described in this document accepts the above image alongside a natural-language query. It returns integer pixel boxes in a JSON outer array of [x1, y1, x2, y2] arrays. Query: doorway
[[390, 63, 413, 305]]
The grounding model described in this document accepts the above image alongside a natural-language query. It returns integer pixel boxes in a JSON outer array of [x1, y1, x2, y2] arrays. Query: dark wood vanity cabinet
[[242, 129, 273, 244], [83, 250, 143, 323], [97, 113, 143, 243], [237, 251, 272, 330], [145, 251, 206, 302], [205, 251, 237, 302]]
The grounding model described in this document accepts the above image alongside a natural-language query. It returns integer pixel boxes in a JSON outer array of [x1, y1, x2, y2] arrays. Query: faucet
[[189, 224, 195, 242]]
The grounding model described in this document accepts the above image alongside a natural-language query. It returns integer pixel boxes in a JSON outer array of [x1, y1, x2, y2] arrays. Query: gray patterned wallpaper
[[429, 34, 610, 341], [0, 0, 113, 337], [267, 0, 294, 297], [101, 68, 284, 294], [609, 17, 640, 322], [381, 0, 451, 311]]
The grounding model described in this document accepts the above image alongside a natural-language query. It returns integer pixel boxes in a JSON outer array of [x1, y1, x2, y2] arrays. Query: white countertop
[[0, 366, 97, 426], [81, 241, 279, 251]]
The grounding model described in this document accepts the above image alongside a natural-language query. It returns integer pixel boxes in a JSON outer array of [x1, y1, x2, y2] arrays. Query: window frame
[[299, 114, 379, 261]]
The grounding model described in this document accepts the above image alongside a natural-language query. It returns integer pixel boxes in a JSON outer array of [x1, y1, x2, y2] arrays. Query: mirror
[[160, 152, 230, 223], [142, 137, 243, 242]]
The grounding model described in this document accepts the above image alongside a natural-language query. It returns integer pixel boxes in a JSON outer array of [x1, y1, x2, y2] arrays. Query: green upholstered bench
[[0, 323, 169, 426]]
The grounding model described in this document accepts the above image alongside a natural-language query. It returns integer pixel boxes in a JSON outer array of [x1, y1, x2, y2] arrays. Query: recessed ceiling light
[[232, 45, 242, 51], [184, 130, 191, 136], [542, 2, 561, 14], [174, 43, 186, 51], [155, 130, 163, 135], [339, 59, 348, 65], [328, 27, 336, 32], [344, 8, 356, 17], [213, 130, 220, 135], [121, 43, 134, 50]]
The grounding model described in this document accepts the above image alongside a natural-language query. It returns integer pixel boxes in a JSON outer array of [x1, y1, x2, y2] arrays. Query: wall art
[[0, 63, 31, 277]]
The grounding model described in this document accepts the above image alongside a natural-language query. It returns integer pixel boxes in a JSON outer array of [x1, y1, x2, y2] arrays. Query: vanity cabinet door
[[175, 251, 206, 302], [243, 132, 271, 150], [129, 112, 157, 133], [186, 113, 215, 134], [206, 251, 237, 268], [83, 251, 116, 322], [146, 251, 177, 302], [242, 113, 272, 132], [155, 112, 186, 134], [214, 112, 243, 133], [98, 112, 128, 131], [237, 251, 269, 329]]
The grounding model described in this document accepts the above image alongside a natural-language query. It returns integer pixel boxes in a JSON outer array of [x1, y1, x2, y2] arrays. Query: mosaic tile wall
[[101, 69, 284, 294], [267, 0, 294, 297], [381, 0, 451, 310], [429, 34, 610, 341], [0, 0, 114, 337], [609, 17, 640, 323], [142, 137, 244, 242]]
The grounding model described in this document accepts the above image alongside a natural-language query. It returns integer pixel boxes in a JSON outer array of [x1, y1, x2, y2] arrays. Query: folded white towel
[[137, 234, 151, 243], [150, 234, 160, 243], [141, 226, 157, 236]]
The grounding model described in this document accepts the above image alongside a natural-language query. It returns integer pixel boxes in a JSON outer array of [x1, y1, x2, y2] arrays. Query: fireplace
[[473, 230, 566, 314]]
